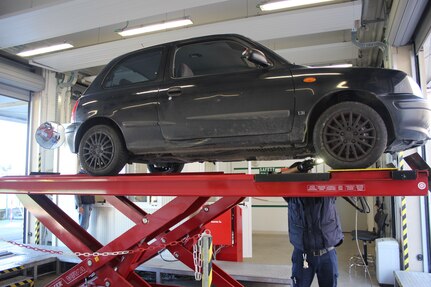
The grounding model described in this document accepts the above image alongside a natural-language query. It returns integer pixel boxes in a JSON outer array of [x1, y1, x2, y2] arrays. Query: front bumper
[[384, 96, 431, 152]]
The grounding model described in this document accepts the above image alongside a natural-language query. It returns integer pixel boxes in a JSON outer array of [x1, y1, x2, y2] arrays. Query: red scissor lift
[[0, 167, 429, 287]]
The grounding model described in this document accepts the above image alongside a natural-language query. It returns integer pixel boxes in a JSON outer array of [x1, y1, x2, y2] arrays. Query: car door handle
[[167, 87, 182, 97]]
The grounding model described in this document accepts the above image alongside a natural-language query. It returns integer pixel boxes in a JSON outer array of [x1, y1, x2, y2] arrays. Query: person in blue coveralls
[[282, 160, 344, 287]]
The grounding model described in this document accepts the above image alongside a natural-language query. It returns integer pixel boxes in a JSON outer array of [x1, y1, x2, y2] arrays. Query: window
[[174, 40, 257, 78], [0, 95, 28, 243], [104, 49, 162, 88]]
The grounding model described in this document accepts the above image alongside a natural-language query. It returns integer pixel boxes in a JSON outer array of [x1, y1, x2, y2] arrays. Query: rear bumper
[[65, 122, 80, 153]]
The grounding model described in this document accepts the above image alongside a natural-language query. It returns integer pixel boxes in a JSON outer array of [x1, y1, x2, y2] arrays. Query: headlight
[[394, 75, 424, 98]]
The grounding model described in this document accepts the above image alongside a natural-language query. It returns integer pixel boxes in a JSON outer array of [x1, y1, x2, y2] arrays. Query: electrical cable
[[115, 21, 129, 33], [158, 249, 179, 262], [344, 196, 370, 213], [252, 197, 286, 203], [212, 245, 225, 260]]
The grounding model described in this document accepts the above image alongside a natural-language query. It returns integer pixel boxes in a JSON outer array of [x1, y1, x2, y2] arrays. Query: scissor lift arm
[[0, 169, 428, 287]]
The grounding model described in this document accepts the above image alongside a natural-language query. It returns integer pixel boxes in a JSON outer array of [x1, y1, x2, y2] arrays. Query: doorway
[[0, 95, 29, 242]]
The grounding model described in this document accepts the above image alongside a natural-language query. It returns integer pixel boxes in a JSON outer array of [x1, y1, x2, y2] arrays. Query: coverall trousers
[[291, 247, 338, 287]]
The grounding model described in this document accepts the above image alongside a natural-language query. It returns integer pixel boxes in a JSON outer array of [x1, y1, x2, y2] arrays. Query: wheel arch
[[307, 90, 395, 146], [75, 117, 127, 153]]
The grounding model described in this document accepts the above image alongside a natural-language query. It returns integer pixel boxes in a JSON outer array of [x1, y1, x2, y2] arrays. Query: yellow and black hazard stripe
[[0, 266, 24, 275], [207, 238, 213, 287], [201, 233, 213, 287], [34, 220, 40, 245], [401, 196, 410, 270], [398, 152, 409, 270], [33, 153, 42, 246], [6, 278, 34, 287], [38, 152, 42, 173]]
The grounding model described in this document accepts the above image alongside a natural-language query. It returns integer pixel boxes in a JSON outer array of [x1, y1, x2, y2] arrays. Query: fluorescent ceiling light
[[17, 43, 73, 57], [259, 0, 336, 11], [118, 18, 193, 37]]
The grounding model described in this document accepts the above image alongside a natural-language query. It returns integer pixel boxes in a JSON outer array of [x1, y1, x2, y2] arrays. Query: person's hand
[[78, 206, 84, 214], [297, 159, 315, 172]]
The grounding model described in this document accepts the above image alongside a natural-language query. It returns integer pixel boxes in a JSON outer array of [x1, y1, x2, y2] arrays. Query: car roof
[[170, 33, 252, 45], [113, 34, 253, 61]]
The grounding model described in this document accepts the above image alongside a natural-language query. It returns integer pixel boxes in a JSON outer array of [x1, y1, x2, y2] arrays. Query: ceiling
[[0, 0, 428, 83], [0, 0, 385, 78]]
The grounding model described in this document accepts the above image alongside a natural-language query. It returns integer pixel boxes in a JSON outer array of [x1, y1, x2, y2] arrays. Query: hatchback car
[[66, 34, 431, 175]]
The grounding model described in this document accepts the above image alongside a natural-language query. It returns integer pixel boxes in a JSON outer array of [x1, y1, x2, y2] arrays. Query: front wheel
[[79, 125, 128, 176], [147, 163, 184, 174], [313, 102, 387, 169]]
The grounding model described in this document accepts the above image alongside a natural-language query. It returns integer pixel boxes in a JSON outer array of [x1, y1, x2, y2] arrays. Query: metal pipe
[[351, 28, 386, 51]]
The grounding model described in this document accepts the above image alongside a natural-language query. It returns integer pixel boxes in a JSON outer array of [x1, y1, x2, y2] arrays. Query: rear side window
[[174, 40, 256, 78], [104, 49, 162, 88]]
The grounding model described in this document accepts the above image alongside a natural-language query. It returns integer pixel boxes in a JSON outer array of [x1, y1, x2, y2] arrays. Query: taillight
[[71, 98, 80, 122]]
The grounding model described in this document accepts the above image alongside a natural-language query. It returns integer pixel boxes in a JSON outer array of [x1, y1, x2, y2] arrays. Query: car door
[[158, 39, 295, 141], [97, 47, 166, 152]]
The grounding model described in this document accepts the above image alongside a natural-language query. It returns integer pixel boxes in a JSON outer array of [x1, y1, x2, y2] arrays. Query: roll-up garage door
[[414, 4, 431, 54], [0, 60, 44, 101], [0, 59, 39, 243], [386, 0, 428, 48], [0, 82, 31, 102]]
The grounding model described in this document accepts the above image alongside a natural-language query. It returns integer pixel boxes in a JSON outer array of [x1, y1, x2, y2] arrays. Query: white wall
[[231, 160, 290, 235], [336, 197, 368, 231], [252, 200, 288, 234]]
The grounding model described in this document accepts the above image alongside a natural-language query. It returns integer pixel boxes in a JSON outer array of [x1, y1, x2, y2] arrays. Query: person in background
[[75, 194, 95, 230], [282, 160, 343, 287], [75, 170, 95, 230]]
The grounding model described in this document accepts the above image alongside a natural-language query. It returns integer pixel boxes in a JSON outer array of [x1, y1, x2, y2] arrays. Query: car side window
[[104, 49, 162, 88], [174, 40, 257, 78]]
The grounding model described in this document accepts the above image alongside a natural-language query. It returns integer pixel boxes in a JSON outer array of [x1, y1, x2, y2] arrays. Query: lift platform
[[0, 168, 429, 287]]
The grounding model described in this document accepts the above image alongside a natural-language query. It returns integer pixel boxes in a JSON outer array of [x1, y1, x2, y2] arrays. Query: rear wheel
[[147, 163, 184, 173], [79, 125, 128, 176], [313, 102, 387, 169]]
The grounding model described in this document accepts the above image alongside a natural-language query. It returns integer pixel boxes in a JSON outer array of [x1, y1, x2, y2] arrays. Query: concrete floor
[[243, 233, 377, 287], [33, 232, 379, 286]]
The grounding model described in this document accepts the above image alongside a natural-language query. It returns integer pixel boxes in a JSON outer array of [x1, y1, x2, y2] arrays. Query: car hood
[[289, 66, 410, 94], [291, 66, 406, 79]]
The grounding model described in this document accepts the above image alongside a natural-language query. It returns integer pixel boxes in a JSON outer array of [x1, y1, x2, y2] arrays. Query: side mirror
[[242, 48, 272, 68], [35, 121, 65, 150]]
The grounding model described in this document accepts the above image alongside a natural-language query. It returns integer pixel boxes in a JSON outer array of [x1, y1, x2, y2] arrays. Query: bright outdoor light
[[17, 43, 74, 57], [259, 0, 335, 11], [118, 18, 193, 37]]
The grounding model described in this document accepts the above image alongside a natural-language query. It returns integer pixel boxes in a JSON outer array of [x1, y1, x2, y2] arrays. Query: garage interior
[[0, 0, 431, 286]]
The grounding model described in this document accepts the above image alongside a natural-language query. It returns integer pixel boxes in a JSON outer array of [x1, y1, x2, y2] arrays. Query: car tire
[[147, 163, 185, 173], [313, 101, 387, 169], [79, 125, 128, 176]]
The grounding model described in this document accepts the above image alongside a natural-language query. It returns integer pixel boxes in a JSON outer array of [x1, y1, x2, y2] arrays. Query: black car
[[66, 34, 431, 175]]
